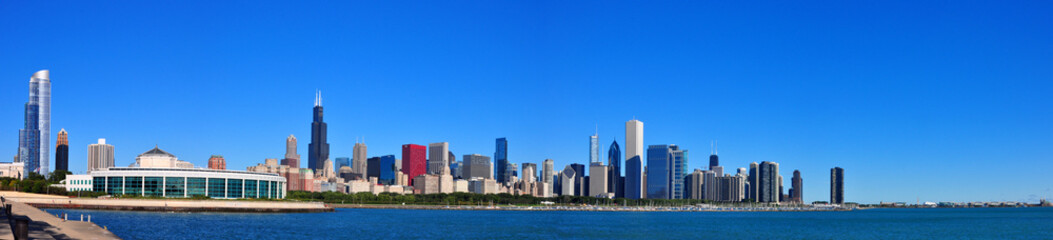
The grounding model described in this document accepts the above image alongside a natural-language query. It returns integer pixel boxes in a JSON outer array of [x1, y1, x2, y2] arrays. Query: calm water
[[43, 207, 1053, 239]]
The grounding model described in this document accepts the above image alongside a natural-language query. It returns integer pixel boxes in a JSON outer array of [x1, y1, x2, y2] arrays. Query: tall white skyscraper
[[353, 142, 367, 179], [625, 119, 643, 161], [542, 159, 554, 183], [624, 119, 644, 199], [87, 138, 114, 173], [428, 142, 449, 175], [589, 133, 599, 163], [22, 70, 51, 174]]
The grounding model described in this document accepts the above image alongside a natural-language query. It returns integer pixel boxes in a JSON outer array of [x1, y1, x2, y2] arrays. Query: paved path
[[1, 202, 120, 240]]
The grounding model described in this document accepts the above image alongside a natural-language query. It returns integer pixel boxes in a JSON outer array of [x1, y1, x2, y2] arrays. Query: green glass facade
[[208, 178, 226, 198], [124, 177, 142, 196], [188, 177, 207, 197], [85, 169, 284, 199], [227, 179, 243, 199], [244, 180, 258, 198], [144, 177, 163, 197], [165, 177, 185, 197]]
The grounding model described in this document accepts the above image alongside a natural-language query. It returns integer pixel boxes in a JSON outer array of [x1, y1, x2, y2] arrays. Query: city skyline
[[3, 1, 1053, 204]]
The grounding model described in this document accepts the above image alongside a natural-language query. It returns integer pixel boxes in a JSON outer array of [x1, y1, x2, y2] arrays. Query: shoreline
[[7, 197, 333, 213], [330, 203, 855, 212]]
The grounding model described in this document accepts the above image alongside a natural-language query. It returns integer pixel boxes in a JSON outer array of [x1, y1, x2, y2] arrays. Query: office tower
[[308, 91, 329, 172], [569, 163, 585, 196], [670, 145, 687, 199], [589, 134, 599, 164], [506, 163, 518, 183], [560, 165, 577, 196], [427, 142, 450, 175], [685, 169, 705, 200], [367, 157, 381, 180], [790, 170, 803, 203], [334, 157, 350, 172], [353, 142, 367, 179], [542, 159, 554, 183], [494, 138, 508, 183], [521, 163, 537, 182], [831, 167, 844, 204], [87, 138, 114, 173], [281, 135, 300, 168], [589, 162, 608, 197], [401, 144, 427, 186], [646, 145, 672, 199], [709, 141, 719, 170], [208, 155, 226, 170], [379, 154, 395, 184], [624, 119, 644, 199], [449, 160, 462, 179], [759, 161, 780, 203], [607, 140, 622, 197], [18, 70, 51, 175], [748, 162, 759, 202], [55, 129, 68, 172], [462, 154, 492, 179]]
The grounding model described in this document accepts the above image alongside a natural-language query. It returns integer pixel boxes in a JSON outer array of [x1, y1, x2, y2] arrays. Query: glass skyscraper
[[308, 91, 329, 171], [646, 145, 672, 199], [607, 140, 622, 198], [19, 70, 50, 175], [379, 155, 396, 185], [494, 138, 508, 183], [670, 145, 687, 200], [334, 157, 350, 171]]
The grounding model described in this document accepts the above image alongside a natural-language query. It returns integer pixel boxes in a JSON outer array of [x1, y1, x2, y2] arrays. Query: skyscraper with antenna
[[308, 90, 329, 172], [709, 141, 719, 170]]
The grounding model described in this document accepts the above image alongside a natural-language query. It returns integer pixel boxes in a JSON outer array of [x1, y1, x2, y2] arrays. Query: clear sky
[[2, 1, 1051, 204]]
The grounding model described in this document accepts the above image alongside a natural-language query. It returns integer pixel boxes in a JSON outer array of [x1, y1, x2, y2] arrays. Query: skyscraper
[[521, 163, 537, 182], [685, 169, 705, 200], [281, 135, 300, 168], [790, 170, 803, 203], [31, 70, 50, 174], [759, 161, 780, 203], [607, 140, 622, 198], [378, 155, 396, 185], [542, 159, 554, 183], [560, 165, 577, 196], [589, 162, 608, 197], [494, 138, 508, 183], [353, 142, 367, 180], [334, 157, 350, 171], [55, 129, 68, 172], [401, 144, 427, 186], [570, 163, 585, 196], [748, 162, 759, 202], [831, 167, 844, 204], [462, 154, 492, 179], [87, 138, 114, 173], [624, 119, 644, 199], [428, 142, 449, 175], [308, 91, 329, 172], [671, 145, 687, 199], [646, 145, 671, 199], [589, 134, 599, 164], [208, 155, 226, 170], [709, 141, 719, 170]]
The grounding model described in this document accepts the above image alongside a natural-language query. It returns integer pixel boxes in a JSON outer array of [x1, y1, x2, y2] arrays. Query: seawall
[[10, 198, 332, 213]]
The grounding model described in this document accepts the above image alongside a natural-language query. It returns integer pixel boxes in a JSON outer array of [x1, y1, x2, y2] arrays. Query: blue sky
[[2, 1, 1051, 204]]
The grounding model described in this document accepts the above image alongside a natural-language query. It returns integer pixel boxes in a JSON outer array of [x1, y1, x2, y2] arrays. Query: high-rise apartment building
[[19, 70, 50, 174], [685, 169, 705, 200], [790, 170, 803, 203], [353, 142, 367, 179], [87, 138, 114, 173], [281, 135, 300, 168], [624, 119, 643, 199], [759, 161, 780, 203], [521, 163, 537, 182], [831, 167, 844, 204], [748, 162, 759, 202], [401, 144, 427, 186], [542, 159, 554, 183], [55, 129, 68, 172], [494, 138, 508, 183], [607, 140, 622, 198], [308, 91, 329, 172], [428, 142, 449, 175], [208, 155, 226, 170]]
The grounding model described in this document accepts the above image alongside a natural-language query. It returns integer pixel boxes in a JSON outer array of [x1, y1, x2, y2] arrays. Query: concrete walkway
[[1, 202, 120, 240]]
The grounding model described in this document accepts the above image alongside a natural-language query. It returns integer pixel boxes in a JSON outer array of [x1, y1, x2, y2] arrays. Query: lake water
[[43, 207, 1053, 239]]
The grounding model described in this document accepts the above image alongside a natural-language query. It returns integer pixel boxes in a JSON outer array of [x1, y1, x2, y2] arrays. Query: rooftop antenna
[[711, 141, 714, 155], [715, 140, 718, 155]]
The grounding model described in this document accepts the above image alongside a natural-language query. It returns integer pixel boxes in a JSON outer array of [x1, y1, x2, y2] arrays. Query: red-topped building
[[208, 155, 226, 170], [401, 144, 427, 186]]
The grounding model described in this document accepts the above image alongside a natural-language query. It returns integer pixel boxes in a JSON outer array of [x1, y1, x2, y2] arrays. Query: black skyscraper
[[831, 167, 844, 204], [709, 141, 719, 170], [308, 92, 329, 171]]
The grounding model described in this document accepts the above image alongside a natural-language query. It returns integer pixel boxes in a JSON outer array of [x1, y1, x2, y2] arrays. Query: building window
[[227, 179, 243, 199], [208, 178, 226, 198], [244, 180, 258, 198], [144, 177, 163, 197], [106, 177, 124, 195], [165, 177, 185, 197], [260, 180, 270, 199], [187, 178, 207, 197], [125, 177, 143, 196], [93, 177, 105, 192]]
